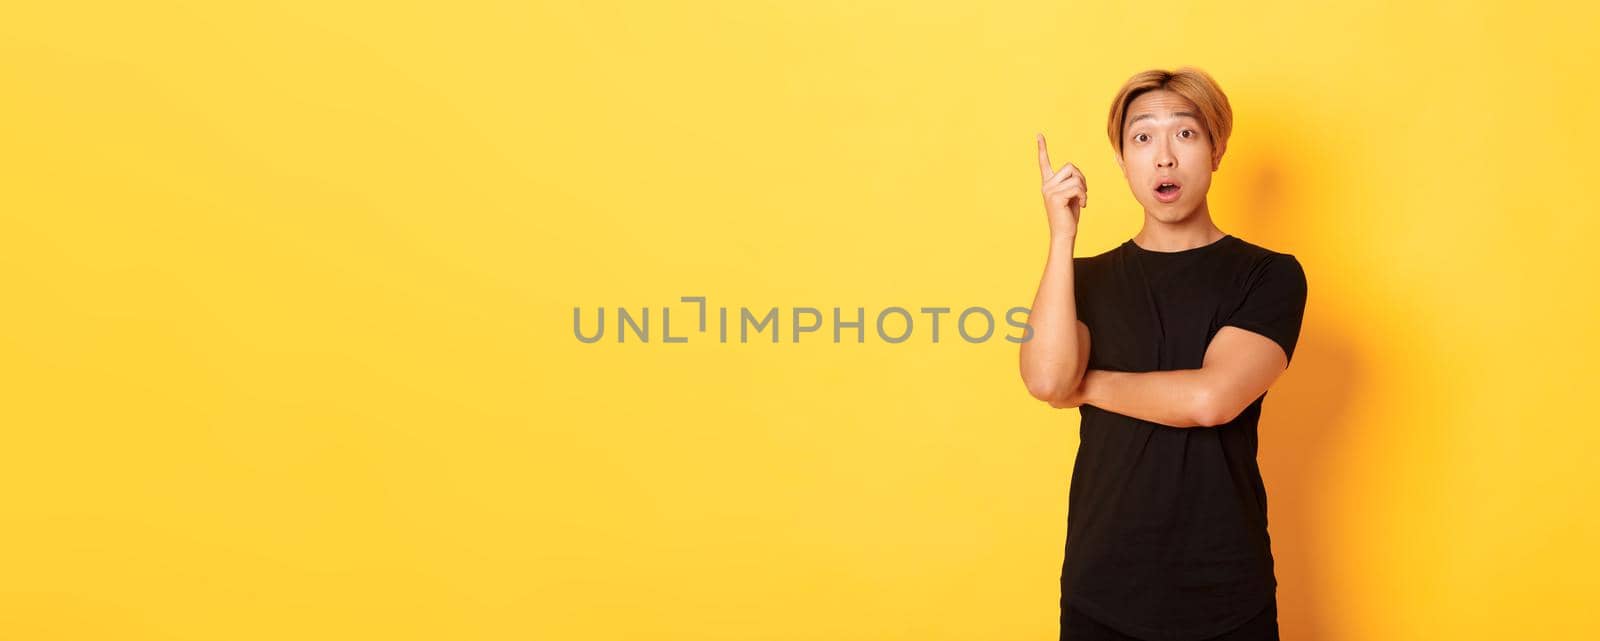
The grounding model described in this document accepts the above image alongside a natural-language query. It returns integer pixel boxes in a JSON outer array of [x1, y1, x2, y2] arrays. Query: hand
[[1036, 132, 1087, 238]]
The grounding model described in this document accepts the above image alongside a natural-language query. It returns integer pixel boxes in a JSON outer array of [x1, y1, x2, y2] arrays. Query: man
[[1019, 67, 1308, 641]]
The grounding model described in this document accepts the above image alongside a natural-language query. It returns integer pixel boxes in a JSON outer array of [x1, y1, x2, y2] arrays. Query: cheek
[[1127, 175, 1152, 197], [1182, 145, 1212, 165], [1183, 151, 1214, 179], [1122, 158, 1149, 183]]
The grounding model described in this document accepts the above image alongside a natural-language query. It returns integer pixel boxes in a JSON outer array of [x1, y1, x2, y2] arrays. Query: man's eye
[[1134, 133, 1148, 142], [1180, 129, 1194, 138]]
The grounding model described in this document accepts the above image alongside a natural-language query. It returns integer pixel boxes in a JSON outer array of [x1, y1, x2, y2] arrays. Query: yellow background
[[3, 1, 1597, 639]]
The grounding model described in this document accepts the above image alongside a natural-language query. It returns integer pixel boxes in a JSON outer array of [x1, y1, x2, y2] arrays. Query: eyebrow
[[1128, 111, 1200, 126]]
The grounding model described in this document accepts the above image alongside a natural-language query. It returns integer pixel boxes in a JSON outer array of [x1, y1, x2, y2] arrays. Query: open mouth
[[1154, 181, 1182, 203]]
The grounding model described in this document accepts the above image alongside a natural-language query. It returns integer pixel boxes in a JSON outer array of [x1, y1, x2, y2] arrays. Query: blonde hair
[[1107, 67, 1233, 166]]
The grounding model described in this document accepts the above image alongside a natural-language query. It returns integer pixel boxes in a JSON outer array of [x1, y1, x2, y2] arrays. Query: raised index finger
[[1037, 133, 1054, 182]]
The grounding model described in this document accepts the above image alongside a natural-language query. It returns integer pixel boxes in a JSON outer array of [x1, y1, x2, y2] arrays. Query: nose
[[1155, 140, 1176, 168]]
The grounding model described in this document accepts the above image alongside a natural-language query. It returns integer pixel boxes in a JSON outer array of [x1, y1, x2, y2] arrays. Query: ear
[[1114, 151, 1125, 173]]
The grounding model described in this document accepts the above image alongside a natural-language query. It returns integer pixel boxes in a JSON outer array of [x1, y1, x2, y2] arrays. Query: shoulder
[[1230, 236, 1304, 276], [1227, 235, 1289, 260], [1228, 237, 1306, 293], [1072, 244, 1126, 296], [1072, 241, 1124, 271]]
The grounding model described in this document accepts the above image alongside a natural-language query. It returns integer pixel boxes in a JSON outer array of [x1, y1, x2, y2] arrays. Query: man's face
[[1115, 89, 1217, 222]]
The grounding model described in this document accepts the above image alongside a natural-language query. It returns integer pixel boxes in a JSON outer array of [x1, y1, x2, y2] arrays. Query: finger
[[1037, 133, 1054, 182], [1047, 185, 1084, 209], [1045, 162, 1078, 188], [1050, 184, 1085, 206], [1043, 166, 1081, 191], [1044, 180, 1083, 201], [1044, 176, 1083, 194], [1048, 161, 1085, 186], [1048, 163, 1086, 207]]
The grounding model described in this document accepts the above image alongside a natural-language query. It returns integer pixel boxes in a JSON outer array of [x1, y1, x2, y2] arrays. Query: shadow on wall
[[1223, 104, 1367, 641]]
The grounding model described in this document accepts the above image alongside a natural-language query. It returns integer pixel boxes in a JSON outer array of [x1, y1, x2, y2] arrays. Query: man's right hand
[[1037, 132, 1087, 238]]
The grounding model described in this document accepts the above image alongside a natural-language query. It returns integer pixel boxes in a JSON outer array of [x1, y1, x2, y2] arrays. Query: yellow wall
[[2, 2, 1596, 639]]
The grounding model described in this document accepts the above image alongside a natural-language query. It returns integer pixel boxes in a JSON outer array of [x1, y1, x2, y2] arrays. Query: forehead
[[1125, 90, 1200, 127]]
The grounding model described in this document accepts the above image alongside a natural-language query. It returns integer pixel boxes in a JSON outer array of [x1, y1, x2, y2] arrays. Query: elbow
[[1022, 371, 1069, 405], [1191, 409, 1225, 428], [1024, 374, 1061, 404], [1019, 344, 1087, 406], [1190, 387, 1243, 428]]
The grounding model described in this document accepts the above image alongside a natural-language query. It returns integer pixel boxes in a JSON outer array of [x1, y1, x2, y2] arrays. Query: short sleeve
[[1073, 256, 1093, 328], [1221, 253, 1307, 365]]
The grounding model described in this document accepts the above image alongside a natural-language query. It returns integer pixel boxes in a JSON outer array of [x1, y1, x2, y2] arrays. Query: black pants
[[1061, 598, 1279, 641]]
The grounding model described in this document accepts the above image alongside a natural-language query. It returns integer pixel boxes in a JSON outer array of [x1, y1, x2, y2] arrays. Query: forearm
[[1019, 233, 1087, 402], [1079, 367, 1211, 428]]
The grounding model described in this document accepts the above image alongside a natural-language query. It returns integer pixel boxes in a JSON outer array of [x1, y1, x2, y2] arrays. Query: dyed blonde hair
[[1106, 67, 1233, 166]]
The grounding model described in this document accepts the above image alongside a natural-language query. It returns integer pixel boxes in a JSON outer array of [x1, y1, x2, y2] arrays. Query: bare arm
[[1020, 133, 1092, 405], [1020, 233, 1092, 404], [1061, 326, 1291, 427], [1072, 368, 1208, 426]]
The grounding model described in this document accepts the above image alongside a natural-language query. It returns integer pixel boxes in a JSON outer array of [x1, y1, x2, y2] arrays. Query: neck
[[1132, 200, 1225, 251]]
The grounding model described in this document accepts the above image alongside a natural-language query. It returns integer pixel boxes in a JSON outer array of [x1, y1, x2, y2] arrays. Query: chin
[[1145, 204, 1195, 222]]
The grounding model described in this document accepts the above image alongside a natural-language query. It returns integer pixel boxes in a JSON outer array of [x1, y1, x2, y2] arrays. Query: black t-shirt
[[1060, 233, 1307, 641]]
